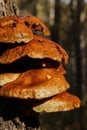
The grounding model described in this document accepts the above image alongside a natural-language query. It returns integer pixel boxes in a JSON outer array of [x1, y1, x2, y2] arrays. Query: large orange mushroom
[[0, 16, 80, 114]]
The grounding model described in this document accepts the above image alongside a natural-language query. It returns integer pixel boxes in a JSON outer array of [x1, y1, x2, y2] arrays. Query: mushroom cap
[[0, 73, 20, 86], [0, 35, 68, 64], [0, 16, 50, 43], [33, 91, 81, 112], [0, 63, 66, 86], [0, 68, 70, 99]]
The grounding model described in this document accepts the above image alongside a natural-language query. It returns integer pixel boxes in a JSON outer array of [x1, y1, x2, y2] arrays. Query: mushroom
[[0, 15, 80, 115], [0, 16, 50, 43], [0, 68, 70, 99], [0, 63, 66, 86], [33, 92, 80, 112], [0, 35, 68, 64]]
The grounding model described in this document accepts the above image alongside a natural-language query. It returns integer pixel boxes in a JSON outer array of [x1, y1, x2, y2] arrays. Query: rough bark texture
[[0, 0, 41, 130], [0, 0, 20, 17]]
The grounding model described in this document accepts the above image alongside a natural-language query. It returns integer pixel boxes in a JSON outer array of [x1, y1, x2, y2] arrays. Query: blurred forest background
[[15, 0, 87, 130]]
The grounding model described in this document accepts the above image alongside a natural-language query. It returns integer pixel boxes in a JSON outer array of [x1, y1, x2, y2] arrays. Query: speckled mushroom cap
[[0, 16, 50, 43], [33, 91, 81, 112], [0, 35, 68, 64], [0, 68, 70, 99]]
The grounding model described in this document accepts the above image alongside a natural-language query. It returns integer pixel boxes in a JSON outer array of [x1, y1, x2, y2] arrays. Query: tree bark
[[0, 0, 20, 17]]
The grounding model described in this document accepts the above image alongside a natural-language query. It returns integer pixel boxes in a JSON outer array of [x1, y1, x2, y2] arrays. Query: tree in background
[[69, 0, 86, 129]]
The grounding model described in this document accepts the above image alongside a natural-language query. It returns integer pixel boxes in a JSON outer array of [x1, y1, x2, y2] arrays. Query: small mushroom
[[0, 68, 70, 99], [0, 16, 50, 43], [33, 92, 81, 112], [0, 63, 66, 86], [0, 35, 68, 64]]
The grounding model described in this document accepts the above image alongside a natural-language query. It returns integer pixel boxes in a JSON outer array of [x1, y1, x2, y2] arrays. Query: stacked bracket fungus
[[0, 16, 80, 114]]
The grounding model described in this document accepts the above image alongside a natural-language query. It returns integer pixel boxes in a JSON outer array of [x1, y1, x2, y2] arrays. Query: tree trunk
[[0, 0, 41, 130], [51, 0, 61, 42], [69, 0, 85, 129], [0, 0, 20, 17]]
